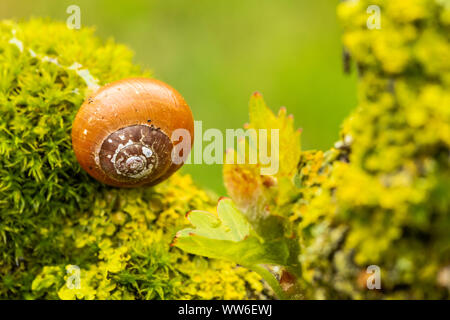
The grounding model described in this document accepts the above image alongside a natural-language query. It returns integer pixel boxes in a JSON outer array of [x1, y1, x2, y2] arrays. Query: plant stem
[[247, 264, 288, 300]]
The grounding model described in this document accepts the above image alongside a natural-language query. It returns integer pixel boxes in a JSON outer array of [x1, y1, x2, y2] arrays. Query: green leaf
[[248, 91, 301, 178], [172, 198, 289, 267], [223, 92, 302, 213]]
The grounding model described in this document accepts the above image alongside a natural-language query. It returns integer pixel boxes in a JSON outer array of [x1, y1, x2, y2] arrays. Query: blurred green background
[[1, 0, 357, 195]]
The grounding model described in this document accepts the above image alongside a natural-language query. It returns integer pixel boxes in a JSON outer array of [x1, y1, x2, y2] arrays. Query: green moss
[[0, 19, 262, 299]]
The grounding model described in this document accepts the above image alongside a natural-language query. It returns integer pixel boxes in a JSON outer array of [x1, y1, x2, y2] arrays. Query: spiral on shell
[[71, 78, 194, 187]]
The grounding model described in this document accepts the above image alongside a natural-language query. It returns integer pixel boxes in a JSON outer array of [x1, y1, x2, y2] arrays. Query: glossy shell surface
[[72, 78, 194, 187]]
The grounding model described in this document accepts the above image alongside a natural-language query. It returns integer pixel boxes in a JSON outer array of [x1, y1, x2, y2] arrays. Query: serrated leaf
[[248, 91, 301, 177], [183, 199, 250, 241], [248, 92, 278, 130], [223, 92, 302, 213], [172, 198, 289, 266]]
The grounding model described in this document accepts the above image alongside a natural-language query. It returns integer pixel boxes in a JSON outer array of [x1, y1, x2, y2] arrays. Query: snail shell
[[71, 78, 194, 187]]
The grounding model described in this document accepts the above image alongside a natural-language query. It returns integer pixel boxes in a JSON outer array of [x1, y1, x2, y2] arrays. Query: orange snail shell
[[71, 78, 194, 187]]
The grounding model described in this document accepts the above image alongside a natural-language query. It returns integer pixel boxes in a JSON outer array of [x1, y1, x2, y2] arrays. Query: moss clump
[[0, 20, 262, 299], [31, 174, 263, 300], [292, 0, 450, 299]]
